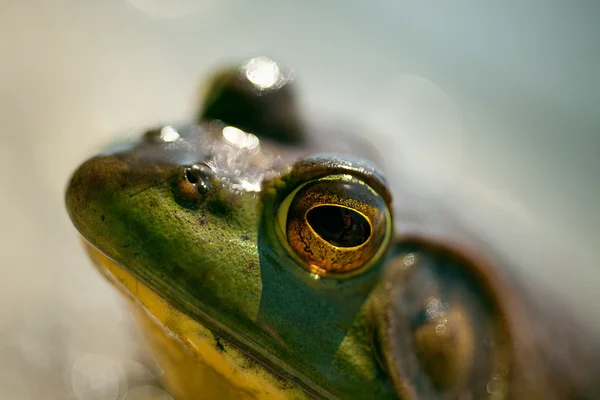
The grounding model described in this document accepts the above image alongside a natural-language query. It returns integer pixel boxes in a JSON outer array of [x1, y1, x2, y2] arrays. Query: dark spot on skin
[[247, 260, 257, 270], [198, 218, 206, 226], [215, 336, 226, 352], [240, 234, 250, 241], [101, 214, 105, 222]]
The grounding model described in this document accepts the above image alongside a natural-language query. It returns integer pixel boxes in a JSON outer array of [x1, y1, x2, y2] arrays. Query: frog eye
[[276, 175, 392, 276], [375, 242, 512, 399], [176, 164, 211, 203]]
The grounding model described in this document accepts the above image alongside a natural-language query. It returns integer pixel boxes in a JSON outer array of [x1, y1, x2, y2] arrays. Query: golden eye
[[276, 175, 391, 276]]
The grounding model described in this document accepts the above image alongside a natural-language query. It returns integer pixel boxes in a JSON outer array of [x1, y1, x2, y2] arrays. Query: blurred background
[[1, 1, 598, 399]]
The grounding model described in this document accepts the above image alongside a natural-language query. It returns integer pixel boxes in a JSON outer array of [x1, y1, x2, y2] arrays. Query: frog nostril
[[177, 165, 211, 203], [184, 167, 199, 184]]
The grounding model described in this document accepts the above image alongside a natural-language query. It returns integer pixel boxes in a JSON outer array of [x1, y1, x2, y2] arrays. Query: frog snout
[[65, 155, 175, 236]]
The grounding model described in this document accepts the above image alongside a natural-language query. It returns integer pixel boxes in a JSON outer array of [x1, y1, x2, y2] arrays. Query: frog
[[65, 56, 599, 400]]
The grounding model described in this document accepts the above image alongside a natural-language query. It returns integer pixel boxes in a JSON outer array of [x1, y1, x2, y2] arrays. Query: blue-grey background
[[0, 1, 598, 399]]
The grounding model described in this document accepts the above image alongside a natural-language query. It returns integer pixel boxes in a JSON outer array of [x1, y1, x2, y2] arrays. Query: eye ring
[[276, 174, 392, 277]]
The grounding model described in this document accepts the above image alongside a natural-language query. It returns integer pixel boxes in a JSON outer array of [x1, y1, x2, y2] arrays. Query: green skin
[[66, 59, 599, 399]]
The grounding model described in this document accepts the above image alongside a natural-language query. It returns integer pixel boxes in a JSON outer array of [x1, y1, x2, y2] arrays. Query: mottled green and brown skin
[[66, 57, 599, 399]]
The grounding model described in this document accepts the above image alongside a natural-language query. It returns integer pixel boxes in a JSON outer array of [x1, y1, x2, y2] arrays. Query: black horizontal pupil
[[306, 205, 371, 247]]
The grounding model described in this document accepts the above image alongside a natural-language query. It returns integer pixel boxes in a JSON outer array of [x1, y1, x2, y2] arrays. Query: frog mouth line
[[80, 237, 334, 400]]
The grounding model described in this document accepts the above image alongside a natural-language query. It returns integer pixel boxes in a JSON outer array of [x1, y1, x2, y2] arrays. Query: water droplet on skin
[[425, 297, 448, 320], [159, 126, 180, 143], [435, 321, 447, 335], [402, 253, 417, 269], [242, 57, 288, 90], [486, 375, 505, 394], [222, 126, 260, 149]]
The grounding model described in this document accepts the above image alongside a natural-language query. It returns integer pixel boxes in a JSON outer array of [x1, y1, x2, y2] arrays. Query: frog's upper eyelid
[[286, 153, 393, 207]]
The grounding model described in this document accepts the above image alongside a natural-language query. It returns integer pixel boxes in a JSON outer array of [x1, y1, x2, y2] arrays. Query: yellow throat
[[83, 241, 307, 400]]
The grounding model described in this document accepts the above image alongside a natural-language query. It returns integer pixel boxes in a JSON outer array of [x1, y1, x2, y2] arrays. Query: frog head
[[65, 57, 598, 400]]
